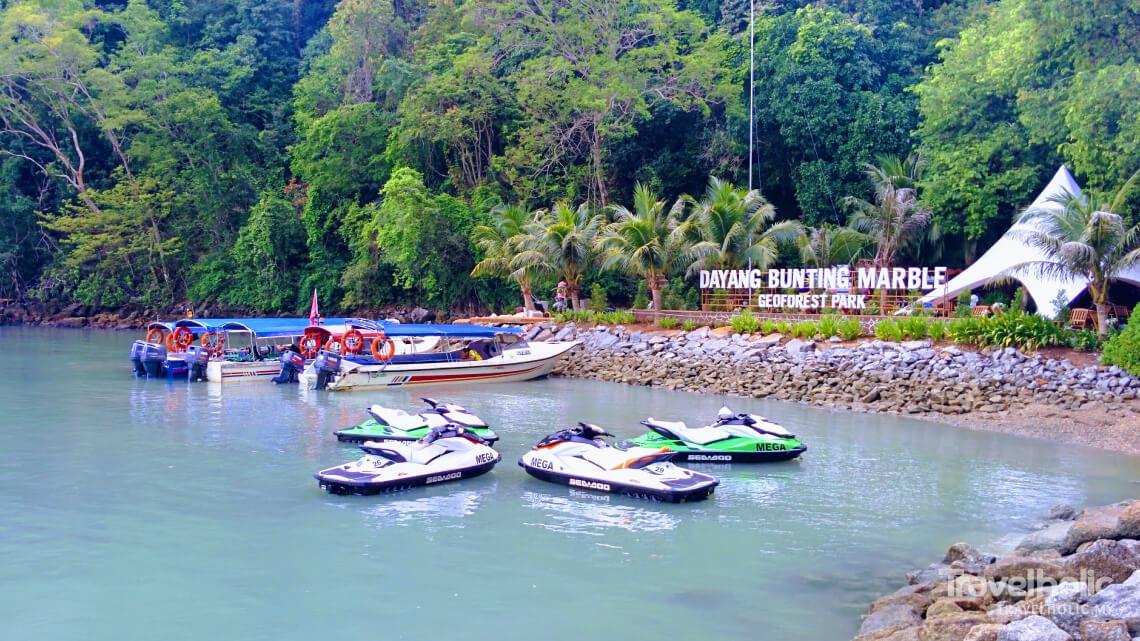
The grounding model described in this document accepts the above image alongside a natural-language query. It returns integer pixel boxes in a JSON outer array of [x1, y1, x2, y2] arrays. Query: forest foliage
[[0, 0, 1137, 313]]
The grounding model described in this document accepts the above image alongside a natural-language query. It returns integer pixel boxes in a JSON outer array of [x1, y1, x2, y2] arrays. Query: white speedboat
[[299, 321, 579, 391]]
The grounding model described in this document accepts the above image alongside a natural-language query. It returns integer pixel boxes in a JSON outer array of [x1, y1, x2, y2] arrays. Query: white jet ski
[[334, 397, 497, 444], [518, 423, 719, 503], [316, 425, 501, 495]]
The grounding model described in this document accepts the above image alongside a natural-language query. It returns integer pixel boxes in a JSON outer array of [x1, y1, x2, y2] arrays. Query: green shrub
[[1066, 329, 1100, 352], [927, 320, 946, 342], [681, 320, 697, 332], [875, 319, 903, 341], [956, 290, 972, 318], [837, 316, 862, 341], [656, 316, 679, 330], [632, 281, 649, 310], [1009, 287, 1026, 314], [980, 312, 1063, 350], [774, 321, 793, 334], [1050, 290, 1070, 325], [817, 314, 840, 338], [947, 317, 984, 345], [554, 310, 595, 324], [791, 321, 819, 339], [597, 310, 635, 325], [899, 316, 930, 340], [588, 283, 607, 312], [729, 309, 761, 334], [1102, 305, 1140, 374]]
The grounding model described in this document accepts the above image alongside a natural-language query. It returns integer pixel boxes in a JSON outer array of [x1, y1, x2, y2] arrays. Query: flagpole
[[747, 0, 756, 306]]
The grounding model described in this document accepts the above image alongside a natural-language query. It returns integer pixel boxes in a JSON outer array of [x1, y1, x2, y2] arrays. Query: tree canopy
[[0, 0, 1136, 314]]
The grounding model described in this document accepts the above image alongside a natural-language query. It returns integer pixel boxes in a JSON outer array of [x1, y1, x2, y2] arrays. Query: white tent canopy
[[917, 166, 1140, 318]]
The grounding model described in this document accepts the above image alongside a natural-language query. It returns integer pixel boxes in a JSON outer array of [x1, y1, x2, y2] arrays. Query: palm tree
[[471, 204, 546, 312], [799, 224, 873, 268], [844, 154, 932, 268], [679, 176, 804, 274], [1005, 170, 1140, 336], [517, 201, 602, 310], [597, 183, 687, 311]]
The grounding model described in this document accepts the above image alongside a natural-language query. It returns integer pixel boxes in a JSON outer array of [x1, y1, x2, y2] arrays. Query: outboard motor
[[184, 345, 210, 382], [130, 340, 148, 377], [312, 349, 343, 391], [272, 349, 305, 384], [141, 341, 167, 378]]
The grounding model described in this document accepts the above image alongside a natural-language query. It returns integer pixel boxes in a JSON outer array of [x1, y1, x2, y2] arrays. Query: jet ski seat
[[644, 418, 729, 445], [368, 406, 425, 431]]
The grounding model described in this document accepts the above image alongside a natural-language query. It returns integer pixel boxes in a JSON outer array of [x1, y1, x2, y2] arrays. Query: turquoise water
[[1, 328, 1138, 641]]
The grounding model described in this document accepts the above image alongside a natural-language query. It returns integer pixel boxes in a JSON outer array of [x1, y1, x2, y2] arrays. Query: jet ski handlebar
[[422, 424, 489, 444]]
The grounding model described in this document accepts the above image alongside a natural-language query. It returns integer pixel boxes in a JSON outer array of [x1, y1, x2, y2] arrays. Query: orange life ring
[[200, 332, 225, 357], [324, 337, 344, 354], [166, 326, 194, 352], [370, 336, 396, 361], [300, 329, 324, 359], [342, 329, 364, 355], [145, 327, 166, 345]]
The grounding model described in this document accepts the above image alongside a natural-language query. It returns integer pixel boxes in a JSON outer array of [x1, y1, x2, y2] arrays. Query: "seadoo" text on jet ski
[[334, 397, 498, 444], [626, 406, 806, 463], [519, 423, 719, 503], [315, 425, 500, 495]]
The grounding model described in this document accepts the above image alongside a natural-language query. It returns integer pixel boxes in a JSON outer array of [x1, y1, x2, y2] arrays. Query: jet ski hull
[[334, 420, 499, 444], [626, 434, 806, 463], [518, 460, 717, 503], [316, 456, 499, 496]]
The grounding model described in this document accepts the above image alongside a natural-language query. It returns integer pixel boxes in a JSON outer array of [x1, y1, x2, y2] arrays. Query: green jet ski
[[626, 406, 806, 463], [334, 397, 499, 444]]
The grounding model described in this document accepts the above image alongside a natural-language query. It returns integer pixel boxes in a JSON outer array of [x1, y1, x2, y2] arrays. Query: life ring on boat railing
[[324, 337, 344, 354], [166, 326, 194, 352], [300, 329, 324, 359], [370, 336, 396, 361], [342, 329, 364, 355], [145, 327, 166, 345], [200, 332, 225, 357]]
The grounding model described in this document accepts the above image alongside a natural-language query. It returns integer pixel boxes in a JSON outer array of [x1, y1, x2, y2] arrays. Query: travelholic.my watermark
[[947, 568, 1115, 600]]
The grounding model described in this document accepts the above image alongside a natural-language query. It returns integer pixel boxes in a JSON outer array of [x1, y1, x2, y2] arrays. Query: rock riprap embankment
[[536, 323, 1138, 416], [849, 500, 1140, 641]]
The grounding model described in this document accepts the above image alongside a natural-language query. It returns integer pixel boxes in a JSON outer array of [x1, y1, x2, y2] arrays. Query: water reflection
[[520, 490, 680, 535], [345, 485, 496, 530]]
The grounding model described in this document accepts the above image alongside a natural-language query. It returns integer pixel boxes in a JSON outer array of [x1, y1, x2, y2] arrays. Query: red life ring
[[300, 329, 324, 359], [342, 329, 364, 355], [145, 327, 166, 344], [166, 327, 194, 352], [370, 336, 396, 361], [200, 332, 225, 357]]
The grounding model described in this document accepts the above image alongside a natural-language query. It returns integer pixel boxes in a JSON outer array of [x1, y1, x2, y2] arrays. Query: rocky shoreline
[[538, 322, 1140, 456], [848, 500, 1140, 641]]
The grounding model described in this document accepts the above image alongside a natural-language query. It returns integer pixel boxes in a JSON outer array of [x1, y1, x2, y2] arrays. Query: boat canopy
[[167, 317, 349, 337], [372, 320, 522, 338]]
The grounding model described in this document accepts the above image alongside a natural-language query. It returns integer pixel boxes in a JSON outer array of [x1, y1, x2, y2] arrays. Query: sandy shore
[[929, 403, 1140, 457]]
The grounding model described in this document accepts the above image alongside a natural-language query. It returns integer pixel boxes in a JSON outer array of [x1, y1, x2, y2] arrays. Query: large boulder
[[1120, 503, 1140, 540], [965, 624, 1006, 641], [869, 583, 937, 615], [1018, 522, 1076, 554], [1062, 539, 1140, 586], [996, 615, 1072, 641], [859, 603, 923, 638], [985, 555, 1066, 591], [1064, 504, 1129, 554], [1079, 620, 1132, 641], [919, 612, 992, 641], [946, 542, 987, 565], [1087, 582, 1140, 633]]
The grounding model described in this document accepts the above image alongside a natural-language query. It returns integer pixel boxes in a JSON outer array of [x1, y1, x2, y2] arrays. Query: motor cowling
[[130, 340, 148, 377], [141, 341, 167, 377], [184, 345, 210, 382], [272, 349, 305, 384], [312, 350, 343, 390]]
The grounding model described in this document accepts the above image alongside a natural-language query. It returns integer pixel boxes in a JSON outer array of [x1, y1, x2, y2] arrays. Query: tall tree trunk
[[650, 284, 663, 311], [520, 280, 535, 312], [1095, 302, 1110, 338]]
